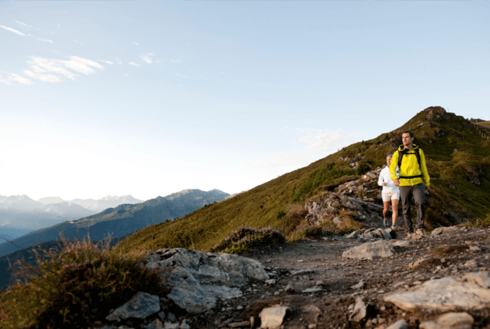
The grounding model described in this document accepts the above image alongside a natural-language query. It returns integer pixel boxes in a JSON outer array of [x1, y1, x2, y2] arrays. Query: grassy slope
[[477, 121, 490, 129], [117, 107, 490, 253]]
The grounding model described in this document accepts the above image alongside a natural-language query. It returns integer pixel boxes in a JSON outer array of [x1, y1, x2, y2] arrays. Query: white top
[[378, 166, 400, 193]]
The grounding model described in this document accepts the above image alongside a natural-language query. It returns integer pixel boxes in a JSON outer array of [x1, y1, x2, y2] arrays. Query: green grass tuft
[[0, 238, 163, 329], [209, 226, 285, 254]]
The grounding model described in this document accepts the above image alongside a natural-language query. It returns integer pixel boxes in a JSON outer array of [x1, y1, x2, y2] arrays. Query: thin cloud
[[35, 37, 53, 43], [24, 70, 61, 83], [129, 62, 141, 67], [22, 56, 103, 83], [133, 41, 139, 46], [10, 73, 32, 85], [140, 53, 155, 64], [0, 73, 32, 85], [105, 61, 114, 65], [64, 56, 103, 75], [0, 25, 25, 36], [176, 73, 188, 78], [15, 21, 31, 28], [73, 40, 84, 46]]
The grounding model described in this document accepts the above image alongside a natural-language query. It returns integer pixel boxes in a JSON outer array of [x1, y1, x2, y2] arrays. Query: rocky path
[[96, 224, 490, 329], [210, 226, 490, 329]]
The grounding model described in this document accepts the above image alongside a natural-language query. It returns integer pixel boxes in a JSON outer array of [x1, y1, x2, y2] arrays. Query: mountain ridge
[[0, 189, 229, 259]]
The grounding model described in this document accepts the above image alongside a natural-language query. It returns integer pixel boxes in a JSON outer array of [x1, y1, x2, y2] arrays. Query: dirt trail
[[185, 225, 490, 329]]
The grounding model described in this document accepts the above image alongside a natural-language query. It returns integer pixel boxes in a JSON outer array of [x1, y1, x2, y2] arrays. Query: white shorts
[[382, 191, 400, 202]]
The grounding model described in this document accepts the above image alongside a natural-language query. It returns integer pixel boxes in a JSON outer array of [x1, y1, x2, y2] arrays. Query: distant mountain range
[[0, 195, 143, 240], [0, 189, 229, 260]]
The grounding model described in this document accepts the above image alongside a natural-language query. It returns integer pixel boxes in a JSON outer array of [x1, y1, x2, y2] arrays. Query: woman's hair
[[386, 153, 393, 158]]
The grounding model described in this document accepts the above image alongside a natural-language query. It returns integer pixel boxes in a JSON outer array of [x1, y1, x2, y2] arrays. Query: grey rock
[[392, 241, 411, 247], [106, 292, 160, 322], [145, 248, 268, 313], [265, 279, 276, 285], [373, 228, 391, 240], [464, 260, 478, 268], [302, 287, 322, 293], [420, 312, 474, 329], [345, 231, 360, 239], [349, 297, 366, 322], [333, 217, 343, 225], [350, 281, 364, 289], [386, 319, 408, 329], [342, 240, 395, 260], [157, 311, 166, 321], [431, 226, 460, 235], [143, 319, 163, 329], [259, 306, 289, 328], [291, 269, 314, 276], [463, 271, 490, 288], [384, 276, 490, 311]]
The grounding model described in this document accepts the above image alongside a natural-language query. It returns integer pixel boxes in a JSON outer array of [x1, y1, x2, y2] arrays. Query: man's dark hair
[[402, 130, 414, 138]]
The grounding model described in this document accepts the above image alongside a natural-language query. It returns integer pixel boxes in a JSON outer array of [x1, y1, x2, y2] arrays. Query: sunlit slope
[[477, 121, 490, 129], [117, 107, 490, 253]]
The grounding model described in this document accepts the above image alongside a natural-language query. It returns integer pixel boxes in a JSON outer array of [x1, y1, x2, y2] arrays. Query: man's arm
[[419, 149, 430, 187]]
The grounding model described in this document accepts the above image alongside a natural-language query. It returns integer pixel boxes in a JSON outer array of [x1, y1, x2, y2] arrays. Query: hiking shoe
[[391, 225, 396, 230], [384, 219, 388, 227], [416, 229, 425, 236]]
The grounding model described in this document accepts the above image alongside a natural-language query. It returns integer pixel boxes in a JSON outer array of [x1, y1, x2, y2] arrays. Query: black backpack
[[397, 146, 422, 179]]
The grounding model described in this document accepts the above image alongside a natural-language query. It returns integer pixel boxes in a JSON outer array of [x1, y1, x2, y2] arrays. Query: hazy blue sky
[[1, 0, 489, 200]]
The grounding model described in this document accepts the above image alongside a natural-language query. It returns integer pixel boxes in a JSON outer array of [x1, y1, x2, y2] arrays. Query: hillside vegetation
[[117, 107, 490, 253], [476, 121, 490, 129]]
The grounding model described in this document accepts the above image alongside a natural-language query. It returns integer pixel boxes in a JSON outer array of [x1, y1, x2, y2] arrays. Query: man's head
[[402, 130, 414, 148]]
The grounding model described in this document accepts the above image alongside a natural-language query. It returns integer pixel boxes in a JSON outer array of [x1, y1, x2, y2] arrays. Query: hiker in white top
[[378, 154, 400, 229]]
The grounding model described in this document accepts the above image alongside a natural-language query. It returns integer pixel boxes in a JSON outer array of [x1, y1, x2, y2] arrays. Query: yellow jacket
[[390, 144, 430, 187]]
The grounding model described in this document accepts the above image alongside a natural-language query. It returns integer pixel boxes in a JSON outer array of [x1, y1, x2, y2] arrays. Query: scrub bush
[[0, 238, 163, 329]]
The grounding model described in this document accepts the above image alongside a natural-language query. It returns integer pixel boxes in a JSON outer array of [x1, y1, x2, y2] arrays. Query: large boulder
[[106, 292, 160, 322], [384, 275, 490, 311], [342, 240, 395, 260], [143, 248, 269, 313]]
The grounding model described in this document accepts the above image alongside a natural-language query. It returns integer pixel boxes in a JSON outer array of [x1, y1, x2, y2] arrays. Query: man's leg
[[399, 186, 414, 232], [412, 183, 426, 230]]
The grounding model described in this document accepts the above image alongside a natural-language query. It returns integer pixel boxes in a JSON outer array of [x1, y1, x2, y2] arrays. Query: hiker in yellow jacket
[[390, 130, 430, 235]]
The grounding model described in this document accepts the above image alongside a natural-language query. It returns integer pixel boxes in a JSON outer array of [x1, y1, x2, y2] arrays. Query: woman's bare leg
[[391, 199, 398, 226], [383, 201, 389, 226]]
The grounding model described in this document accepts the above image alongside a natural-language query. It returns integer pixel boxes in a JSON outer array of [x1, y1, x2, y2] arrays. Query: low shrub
[[287, 215, 362, 242], [473, 214, 490, 228], [209, 225, 285, 254], [0, 238, 163, 329], [355, 161, 371, 175], [277, 204, 308, 236]]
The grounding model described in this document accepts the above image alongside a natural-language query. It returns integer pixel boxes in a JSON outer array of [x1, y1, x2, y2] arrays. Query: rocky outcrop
[[304, 168, 386, 228], [142, 248, 269, 313]]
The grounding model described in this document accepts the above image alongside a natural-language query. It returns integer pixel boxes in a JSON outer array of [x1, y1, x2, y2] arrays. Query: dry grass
[[0, 236, 163, 329]]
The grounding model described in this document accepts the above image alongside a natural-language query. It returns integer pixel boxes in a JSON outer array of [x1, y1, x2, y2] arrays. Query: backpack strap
[[398, 146, 423, 179]]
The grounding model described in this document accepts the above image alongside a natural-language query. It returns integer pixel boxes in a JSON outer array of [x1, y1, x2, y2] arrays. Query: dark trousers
[[399, 183, 426, 231]]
